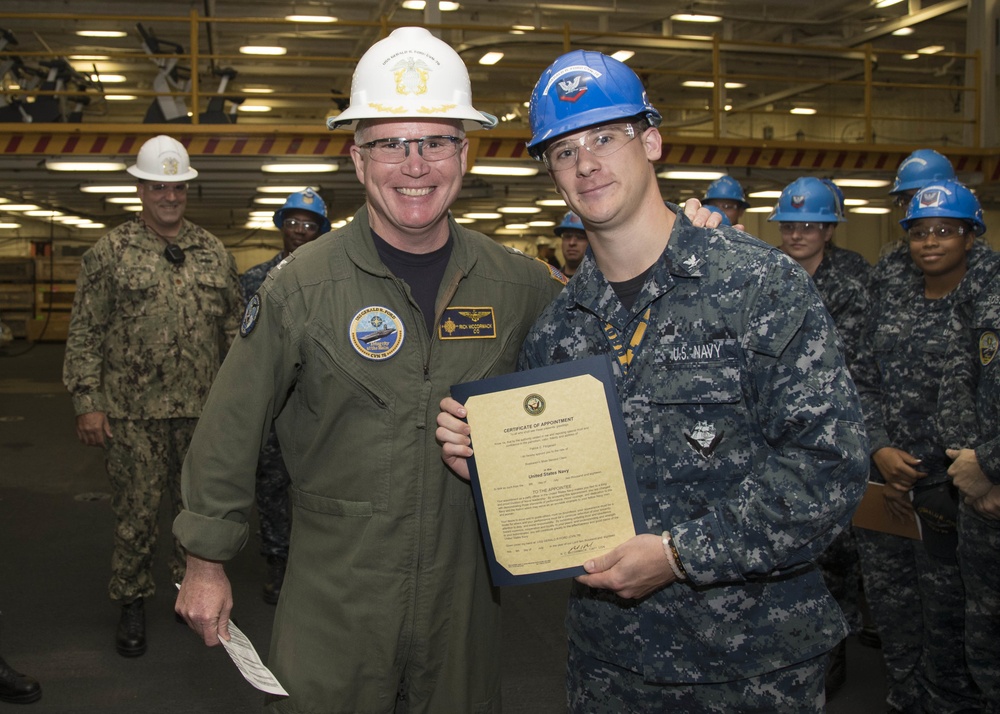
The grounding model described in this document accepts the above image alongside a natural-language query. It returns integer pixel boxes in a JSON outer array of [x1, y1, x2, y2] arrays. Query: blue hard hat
[[820, 178, 847, 220], [900, 180, 985, 236], [703, 204, 732, 226], [703, 176, 749, 209], [554, 211, 585, 236], [273, 188, 332, 233], [890, 149, 956, 196], [768, 177, 845, 224], [526, 50, 662, 159]]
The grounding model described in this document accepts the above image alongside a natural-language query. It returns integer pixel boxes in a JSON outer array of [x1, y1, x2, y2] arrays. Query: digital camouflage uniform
[[240, 253, 292, 560], [518, 208, 869, 713], [938, 267, 1000, 714], [174, 207, 565, 714], [852, 242, 997, 713], [812, 253, 870, 636], [63, 215, 243, 602]]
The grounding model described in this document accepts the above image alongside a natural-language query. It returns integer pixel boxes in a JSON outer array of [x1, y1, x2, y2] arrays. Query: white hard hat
[[127, 135, 199, 182], [327, 27, 497, 132]]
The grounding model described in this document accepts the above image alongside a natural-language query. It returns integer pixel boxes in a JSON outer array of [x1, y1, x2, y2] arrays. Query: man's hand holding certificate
[[443, 356, 645, 586]]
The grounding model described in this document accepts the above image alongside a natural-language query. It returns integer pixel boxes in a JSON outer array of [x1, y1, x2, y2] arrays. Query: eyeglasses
[[541, 123, 644, 172], [359, 135, 463, 164], [906, 224, 968, 242], [143, 182, 188, 194], [778, 222, 825, 235], [283, 217, 321, 233]]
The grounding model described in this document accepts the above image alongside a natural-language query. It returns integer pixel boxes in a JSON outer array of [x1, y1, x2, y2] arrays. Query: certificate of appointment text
[[452, 355, 644, 586]]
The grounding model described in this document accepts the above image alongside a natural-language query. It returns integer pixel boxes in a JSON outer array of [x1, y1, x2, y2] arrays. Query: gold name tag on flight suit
[[438, 307, 497, 340]]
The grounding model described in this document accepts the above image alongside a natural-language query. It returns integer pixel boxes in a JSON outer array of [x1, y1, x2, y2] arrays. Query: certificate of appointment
[[451, 355, 644, 586]]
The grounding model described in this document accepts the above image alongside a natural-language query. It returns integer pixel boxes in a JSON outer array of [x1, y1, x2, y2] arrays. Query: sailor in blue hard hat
[[553, 210, 588, 277], [702, 176, 749, 226], [272, 187, 332, 255]]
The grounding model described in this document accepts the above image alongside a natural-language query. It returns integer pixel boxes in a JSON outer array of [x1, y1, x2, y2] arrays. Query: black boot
[[116, 598, 146, 657], [824, 638, 847, 701], [0, 654, 41, 704], [262, 556, 287, 605]]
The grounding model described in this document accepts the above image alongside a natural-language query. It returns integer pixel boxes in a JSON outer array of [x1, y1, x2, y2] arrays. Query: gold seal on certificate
[[451, 355, 644, 586]]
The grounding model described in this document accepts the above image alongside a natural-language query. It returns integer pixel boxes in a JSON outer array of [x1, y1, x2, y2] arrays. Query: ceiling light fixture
[[69, 54, 110, 61], [875, 0, 905, 8], [681, 80, 746, 89], [240, 46, 287, 56], [76, 30, 127, 38], [657, 170, 725, 180], [254, 197, 288, 205], [106, 196, 141, 204], [790, 107, 817, 115], [25, 210, 64, 218], [535, 198, 567, 207], [479, 52, 504, 66], [105, 94, 137, 101], [0, 222, 21, 229], [497, 206, 541, 214], [243, 87, 275, 94], [256, 185, 310, 193], [469, 165, 539, 177], [401, 0, 460, 10], [463, 212, 502, 220], [917, 45, 945, 55], [285, 14, 338, 23], [610, 50, 635, 63], [45, 160, 127, 172], [843, 198, 869, 206], [79, 185, 136, 194], [891, 27, 915, 36], [238, 104, 273, 112], [902, 53, 920, 60], [850, 206, 891, 214], [0, 204, 41, 211], [745, 206, 775, 213], [90, 74, 127, 83], [260, 162, 337, 173], [670, 13, 722, 23], [748, 190, 781, 199], [833, 178, 891, 188]]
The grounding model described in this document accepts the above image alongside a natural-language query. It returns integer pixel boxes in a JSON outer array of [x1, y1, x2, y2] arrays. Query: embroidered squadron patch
[[980, 330, 998, 366], [439, 306, 497, 340], [240, 293, 261, 337], [350, 306, 405, 360]]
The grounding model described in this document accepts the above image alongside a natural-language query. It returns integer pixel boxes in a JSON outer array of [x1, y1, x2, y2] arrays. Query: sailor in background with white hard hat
[[238, 188, 331, 607], [172, 27, 566, 713], [62, 134, 243, 659]]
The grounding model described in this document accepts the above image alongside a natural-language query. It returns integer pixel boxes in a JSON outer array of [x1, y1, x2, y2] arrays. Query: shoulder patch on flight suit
[[350, 306, 405, 360], [980, 330, 998, 366], [240, 293, 261, 337], [439, 307, 497, 340]]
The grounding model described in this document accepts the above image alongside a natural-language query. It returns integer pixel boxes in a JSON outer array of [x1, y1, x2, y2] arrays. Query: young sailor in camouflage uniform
[[440, 51, 868, 713], [238, 188, 331, 605], [852, 179, 993, 714], [63, 135, 243, 658], [939, 224, 1000, 714]]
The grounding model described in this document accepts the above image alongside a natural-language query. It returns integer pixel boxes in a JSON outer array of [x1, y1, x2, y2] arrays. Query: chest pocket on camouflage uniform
[[646, 339, 746, 489], [193, 269, 228, 317], [117, 264, 163, 317]]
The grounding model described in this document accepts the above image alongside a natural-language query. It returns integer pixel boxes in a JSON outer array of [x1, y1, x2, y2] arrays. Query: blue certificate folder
[[451, 354, 645, 587]]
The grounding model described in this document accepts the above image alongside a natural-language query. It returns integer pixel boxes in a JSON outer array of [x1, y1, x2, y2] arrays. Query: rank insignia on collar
[[684, 420, 724, 458], [349, 306, 405, 360], [439, 306, 497, 340], [681, 254, 704, 275], [240, 293, 261, 338], [980, 330, 998, 366]]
